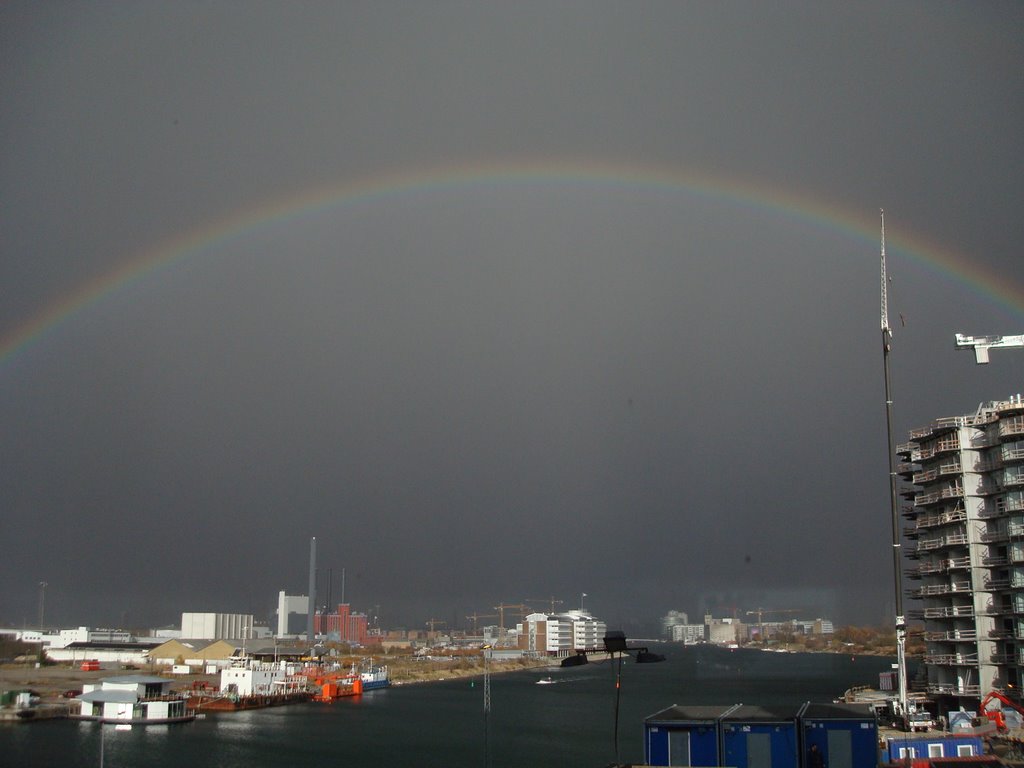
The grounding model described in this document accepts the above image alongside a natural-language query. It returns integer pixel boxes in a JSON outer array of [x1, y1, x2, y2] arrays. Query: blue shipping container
[[644, 705, 739, 766], [721, 704, 802, 768], [799, 702, 878, 768]]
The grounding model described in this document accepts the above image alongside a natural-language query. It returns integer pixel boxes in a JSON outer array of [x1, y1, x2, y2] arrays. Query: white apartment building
[[900, 395, 1024, 711], [671, 624, 707, 644], [661, 610, 689, 639], [704, 614, 740, 646], [519, 611, 607, 655]]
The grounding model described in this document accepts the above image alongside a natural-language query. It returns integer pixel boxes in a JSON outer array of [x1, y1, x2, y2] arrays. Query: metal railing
[[926, 630, 977, 642], [928, 683, 982, 697], [924, 654, 979, 666]]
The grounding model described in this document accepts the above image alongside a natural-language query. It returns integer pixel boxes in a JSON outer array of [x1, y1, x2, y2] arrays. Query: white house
[[75, 675, 192, 723]]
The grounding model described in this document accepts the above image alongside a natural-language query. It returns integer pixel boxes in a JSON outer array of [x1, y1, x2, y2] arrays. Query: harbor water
[[0, 645, 897, 767]]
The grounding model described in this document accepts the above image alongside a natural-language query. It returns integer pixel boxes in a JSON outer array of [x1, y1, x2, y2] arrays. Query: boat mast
[[880, 209, 909, 724]]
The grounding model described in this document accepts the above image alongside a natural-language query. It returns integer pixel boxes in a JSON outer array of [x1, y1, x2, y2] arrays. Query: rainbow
[[2, 158, 1021, 368]]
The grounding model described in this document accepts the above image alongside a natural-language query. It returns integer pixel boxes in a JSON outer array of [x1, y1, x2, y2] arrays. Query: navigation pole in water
[[880, 210, 909, 727]]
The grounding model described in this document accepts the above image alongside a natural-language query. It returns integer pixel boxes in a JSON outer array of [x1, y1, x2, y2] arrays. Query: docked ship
[[311, 659, 389, 701], [360, 661, 390, 691], [189, 689, 311, 711], [187, 658, 311, 711], [311, 672, 362, 702]]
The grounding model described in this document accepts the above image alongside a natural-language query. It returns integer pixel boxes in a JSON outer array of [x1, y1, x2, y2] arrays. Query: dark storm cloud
[[1, 2, 1021, 632]]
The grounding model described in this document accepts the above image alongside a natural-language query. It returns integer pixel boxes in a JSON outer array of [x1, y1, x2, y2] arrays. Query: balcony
[[927, 630, 977, 642], [914, 534, 968, 553], [923, 606, 975, 619], [913, 507, 968, 530], [928, 683, 982, 697], [926, 557, 970, 572], [997, 496, 1024, 514], [1003, 470, 1024, 488], [982, 530, 1010, 544], [983, 603, 1016, 616], [1002, 445, 1024, 464], [915, 486, 965, 507], [979, 502, 1008, 520], [925, 653, 980, 666], [910, 582, 973, 598], [1000, 418, 1024, 439]]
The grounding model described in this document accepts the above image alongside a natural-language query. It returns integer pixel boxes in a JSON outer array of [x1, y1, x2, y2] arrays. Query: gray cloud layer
[[1, 2, 1021, 631]]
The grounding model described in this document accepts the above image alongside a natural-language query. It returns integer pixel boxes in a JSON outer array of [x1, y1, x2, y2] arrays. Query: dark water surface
[[1, 646, 894, 767]]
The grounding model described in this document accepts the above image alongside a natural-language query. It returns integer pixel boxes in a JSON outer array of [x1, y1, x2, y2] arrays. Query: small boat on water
[[360, 661, 390, 691], [313, 659, 390, 701], [536, 677, 556, 685]]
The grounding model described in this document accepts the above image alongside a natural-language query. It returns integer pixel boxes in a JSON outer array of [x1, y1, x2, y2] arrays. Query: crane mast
[[880, 210, 910, 726]]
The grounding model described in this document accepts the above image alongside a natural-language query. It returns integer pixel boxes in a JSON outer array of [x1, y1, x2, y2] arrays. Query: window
[[928, 744, 944, 758], [957, 744, 975, 757]]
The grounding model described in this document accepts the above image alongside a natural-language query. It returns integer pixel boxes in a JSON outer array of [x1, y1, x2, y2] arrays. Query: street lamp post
[[37, 581, 47, 630]]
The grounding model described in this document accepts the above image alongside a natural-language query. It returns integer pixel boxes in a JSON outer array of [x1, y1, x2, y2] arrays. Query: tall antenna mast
[[880, 209, 909, 726], [880, 210, 889, 334]]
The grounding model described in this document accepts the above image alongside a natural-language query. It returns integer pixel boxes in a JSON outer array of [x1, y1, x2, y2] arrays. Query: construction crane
[[955, 333, 1024, 364], [424, 618, 447, 634], [524, 597, 563, 613], [465, 613, 498, 634], [492, 603, 531, 631], [744, 608, 802, 641]]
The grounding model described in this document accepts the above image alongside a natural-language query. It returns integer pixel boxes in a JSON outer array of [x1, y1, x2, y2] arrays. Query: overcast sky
[[2, 2, 1022, 634]]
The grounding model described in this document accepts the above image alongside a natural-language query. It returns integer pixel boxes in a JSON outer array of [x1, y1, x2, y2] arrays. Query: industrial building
[[276, 591, 309, 637], [899, 395, 1024, 711], [314, 603, 369, 646], [180, 612, 254, 640]]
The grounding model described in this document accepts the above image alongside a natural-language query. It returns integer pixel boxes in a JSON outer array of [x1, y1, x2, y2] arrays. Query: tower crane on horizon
[[493, 603, 530, 631], [954, 333, 1024, 364], [745, 608, 802, 641], [524, 597, 564, 613], [465, 613, 498, 634], [424, 618, 447, 634]]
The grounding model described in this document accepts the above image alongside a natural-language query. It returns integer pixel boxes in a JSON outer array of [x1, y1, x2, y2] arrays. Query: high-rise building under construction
[[900, 395, 1024, 711]]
